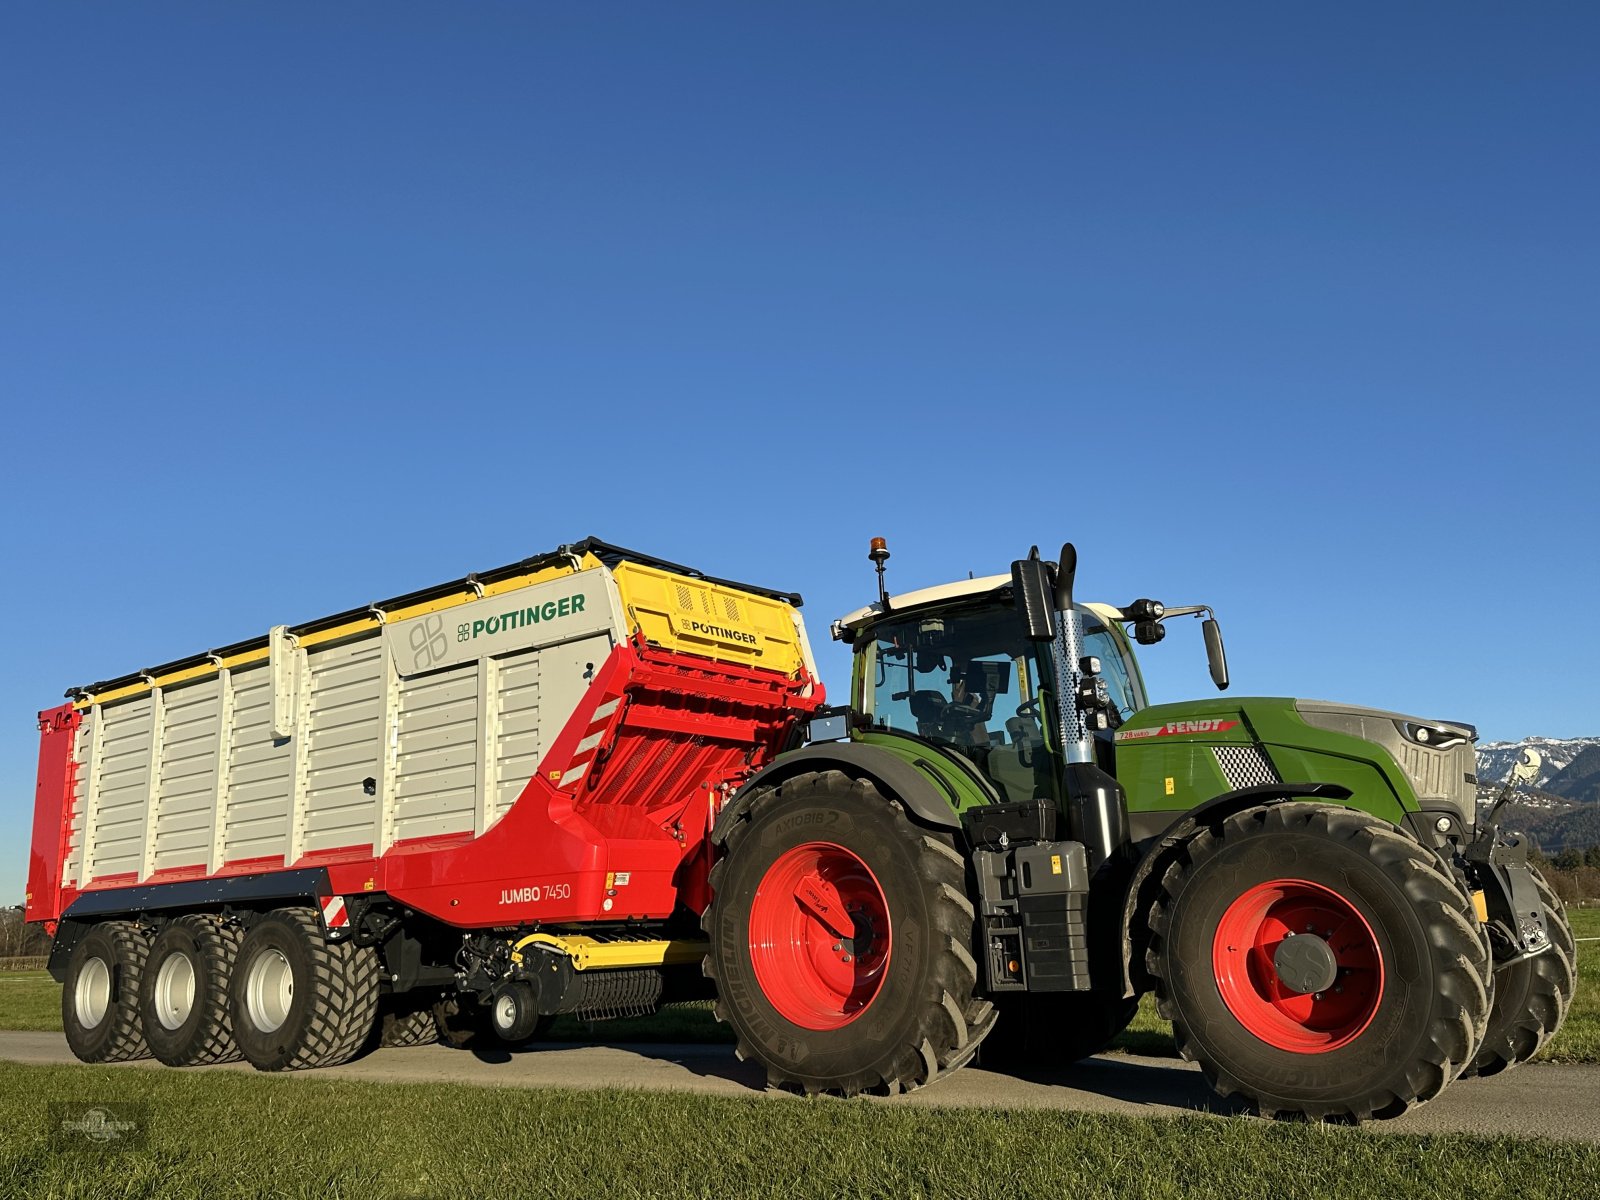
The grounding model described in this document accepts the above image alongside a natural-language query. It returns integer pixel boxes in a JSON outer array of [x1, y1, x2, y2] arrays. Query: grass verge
[[3, 1061, 1599, 1200], [0, 972, 64, 1033], [1542, 906, 1600, 1062]]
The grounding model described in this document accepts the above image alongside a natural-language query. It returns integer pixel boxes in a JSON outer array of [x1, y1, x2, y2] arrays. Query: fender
[[48, 867, 333, 981], [1115, 783, 1354, 997], [711, 742, 965, 845]]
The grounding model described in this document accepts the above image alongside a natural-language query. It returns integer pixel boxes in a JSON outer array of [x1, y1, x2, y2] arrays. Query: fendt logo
[[455, 592, 587, 643]]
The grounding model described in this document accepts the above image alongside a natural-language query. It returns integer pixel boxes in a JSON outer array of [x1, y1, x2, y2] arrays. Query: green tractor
[[703, 540, 1576, 1120]]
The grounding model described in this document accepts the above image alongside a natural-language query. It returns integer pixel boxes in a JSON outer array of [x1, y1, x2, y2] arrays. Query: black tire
[[140, 915, 245, 1067], [1146, 803, 1490, 1121], [379, 1004, 439, 1049], [432, 994, 552, 1050], [982, 991, 1140, 1069], [432, 995, 487, 1049], [703, 770, 995, 1096], [1463, 865, 1577, 1078], [487, 982, 543, 1044], [229, 907, 380, 1071], [61, 921, 152, 1064]]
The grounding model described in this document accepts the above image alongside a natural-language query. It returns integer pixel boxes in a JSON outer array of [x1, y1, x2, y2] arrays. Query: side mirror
[[1011, 551, 1056, 642], [1203, 617, 1229, 691]]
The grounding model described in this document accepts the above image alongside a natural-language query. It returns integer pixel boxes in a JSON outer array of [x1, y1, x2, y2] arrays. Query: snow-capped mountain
[[1475, 737, 1600, 788], [1473, 736, 1600, 852]]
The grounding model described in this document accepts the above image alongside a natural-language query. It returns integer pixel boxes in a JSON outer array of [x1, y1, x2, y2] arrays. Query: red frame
[[27, 637, 824, 931]]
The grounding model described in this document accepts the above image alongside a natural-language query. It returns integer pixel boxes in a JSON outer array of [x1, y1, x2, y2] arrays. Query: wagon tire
[[62, 921, 153, 1064], [379, 1004, 440, 1049], [229, 907, 379, 1071], [140, 915, 245, 1066]]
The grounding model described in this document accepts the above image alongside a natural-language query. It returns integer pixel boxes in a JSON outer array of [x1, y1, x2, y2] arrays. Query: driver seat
[[908, 690, 948, 736]]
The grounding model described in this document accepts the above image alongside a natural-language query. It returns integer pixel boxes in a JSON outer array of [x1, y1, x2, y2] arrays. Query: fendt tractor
[[25, 537, 1575, 1120]]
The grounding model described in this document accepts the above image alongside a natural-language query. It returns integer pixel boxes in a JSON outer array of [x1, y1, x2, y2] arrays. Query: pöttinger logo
[[408, 614, 449, 670]]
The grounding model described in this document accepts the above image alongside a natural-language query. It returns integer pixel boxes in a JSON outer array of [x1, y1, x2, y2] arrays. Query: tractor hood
[[1113, 697, 1481, 839]]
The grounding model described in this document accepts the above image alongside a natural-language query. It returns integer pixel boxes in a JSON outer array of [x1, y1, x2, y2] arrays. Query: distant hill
[[1476, 736, 1600, 788], [1476, 736, 1600, 853], [1544, 745, 1600, 805]]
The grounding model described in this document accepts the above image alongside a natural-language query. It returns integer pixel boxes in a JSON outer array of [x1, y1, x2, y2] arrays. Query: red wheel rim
[[748, 841, 892, 1031], [1211, 878, 1384, 1053]]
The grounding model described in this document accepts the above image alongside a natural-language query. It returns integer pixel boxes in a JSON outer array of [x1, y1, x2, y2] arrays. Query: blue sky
[[4, 4, 1597, 902]]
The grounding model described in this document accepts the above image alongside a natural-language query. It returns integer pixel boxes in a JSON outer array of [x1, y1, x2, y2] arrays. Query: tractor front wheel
[[1147, 803, 1490, 1121], [704, 770, 995, 1095]]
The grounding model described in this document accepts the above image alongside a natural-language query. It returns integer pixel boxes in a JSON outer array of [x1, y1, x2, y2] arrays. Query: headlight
[[1395, 720, 1475, 751]]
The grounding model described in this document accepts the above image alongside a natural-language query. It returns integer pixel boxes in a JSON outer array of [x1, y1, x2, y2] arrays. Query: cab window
[[862, 602, 1056, 805]]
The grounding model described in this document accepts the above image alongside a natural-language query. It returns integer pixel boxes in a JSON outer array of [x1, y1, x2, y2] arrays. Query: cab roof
[[837, 575, 1124, 634]]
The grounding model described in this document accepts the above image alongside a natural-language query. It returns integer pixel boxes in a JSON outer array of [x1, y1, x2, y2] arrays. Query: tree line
[[1530, 846, 1600, 903], [0, 906, 50, 959]]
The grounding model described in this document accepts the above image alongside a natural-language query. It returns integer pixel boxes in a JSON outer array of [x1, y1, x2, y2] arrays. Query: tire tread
[[1144, 802, 1490, 1121]]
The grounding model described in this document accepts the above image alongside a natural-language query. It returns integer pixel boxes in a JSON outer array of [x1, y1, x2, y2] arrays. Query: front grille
[[1214, 745, 1283, 790]]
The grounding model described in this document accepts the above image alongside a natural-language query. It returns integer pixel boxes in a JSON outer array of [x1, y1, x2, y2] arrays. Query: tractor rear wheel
[[703, 770, 995, 1096], [61, 921, 152, 1064], [1147, 803, 1490, 1121], [1463, 865, 1576, 1078], [982, 991, 1139, 1069]]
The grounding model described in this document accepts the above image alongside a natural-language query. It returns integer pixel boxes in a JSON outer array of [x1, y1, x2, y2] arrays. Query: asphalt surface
[[3, 1030, 1598, 1142]]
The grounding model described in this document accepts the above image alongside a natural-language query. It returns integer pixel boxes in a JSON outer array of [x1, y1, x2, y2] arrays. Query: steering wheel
[[1014, 697, 1042, 720]]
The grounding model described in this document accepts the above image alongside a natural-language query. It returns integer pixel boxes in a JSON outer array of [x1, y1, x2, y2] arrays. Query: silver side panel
[[151, 677, 221, 873], [85, 695, 154, 879], [69, 567, 629, 884], [491, 650, 543, 823], [223, 664, 293, 866], [391, 659, 480, 844], [300, 638, 385, 855]]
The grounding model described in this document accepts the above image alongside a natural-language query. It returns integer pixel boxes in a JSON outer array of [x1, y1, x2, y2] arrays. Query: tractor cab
[[836, 574, 1148, 806]]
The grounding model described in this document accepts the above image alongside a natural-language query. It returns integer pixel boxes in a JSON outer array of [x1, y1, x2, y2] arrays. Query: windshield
[[859, 601, 1142, 804], [1085, 616, 1142, 722]]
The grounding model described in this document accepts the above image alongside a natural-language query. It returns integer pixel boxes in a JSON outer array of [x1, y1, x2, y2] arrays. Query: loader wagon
[[26, 538, 822, 1068]]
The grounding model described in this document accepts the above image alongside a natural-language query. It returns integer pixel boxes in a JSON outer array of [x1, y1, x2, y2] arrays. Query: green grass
[[0, 972, 63, 1033], [5, 909, 1595, 1061], [2, 1061, 1598, 1200], [1542, 907, 1600, 1062]]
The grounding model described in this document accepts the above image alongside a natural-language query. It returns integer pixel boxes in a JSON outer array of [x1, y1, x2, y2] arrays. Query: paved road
[[2, 1030, 1595, 1142]]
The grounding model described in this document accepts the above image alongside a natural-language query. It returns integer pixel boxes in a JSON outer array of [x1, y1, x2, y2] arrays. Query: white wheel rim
[[245, 948, 294, 1034], [74, 957, 112, 1029], [493, 992, 517, 1034], [154, 951, 197, 1031]]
